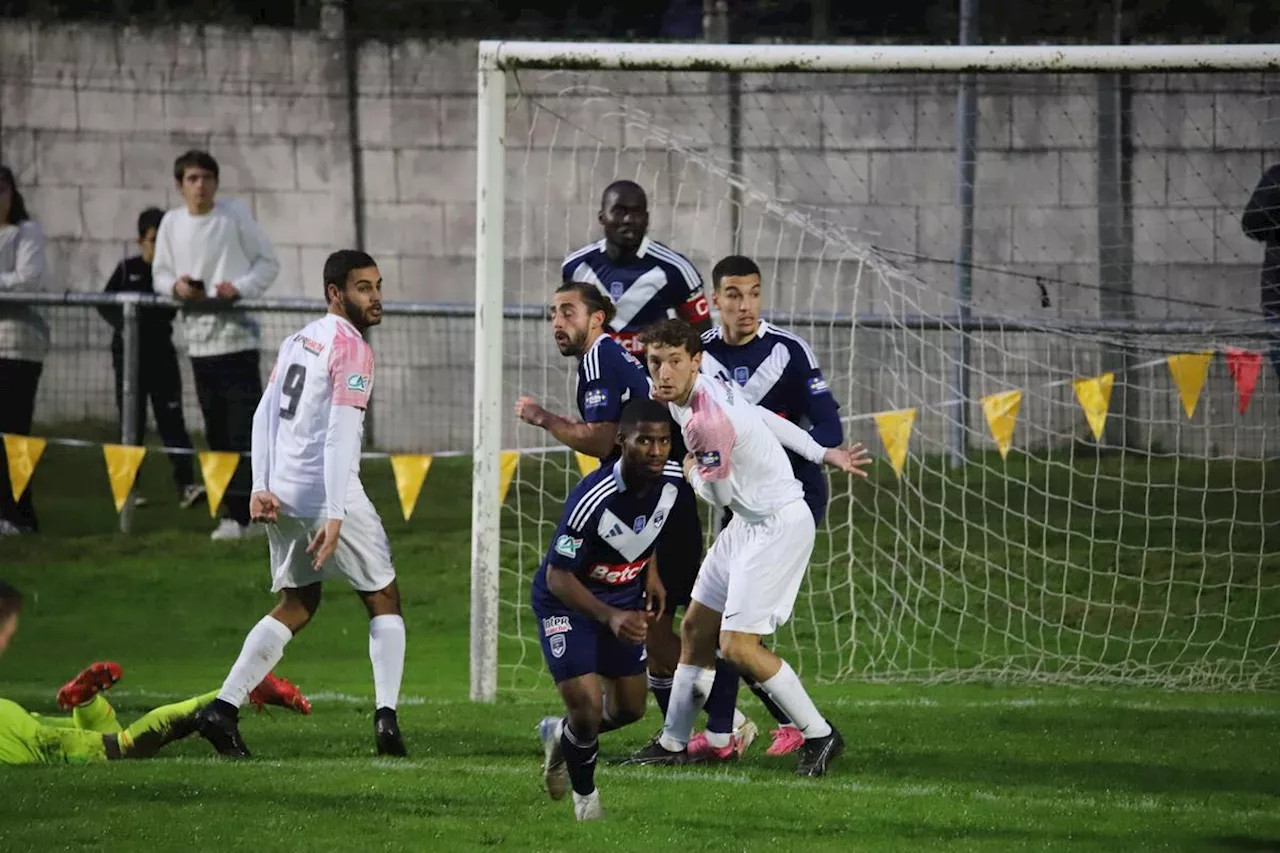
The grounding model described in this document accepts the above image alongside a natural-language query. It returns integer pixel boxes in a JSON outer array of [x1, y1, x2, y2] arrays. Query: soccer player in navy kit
[[516, 282, 752, 760], [699, 254, 845, 758], [562, 180, 713, 357], [528, 399, 676, 821]]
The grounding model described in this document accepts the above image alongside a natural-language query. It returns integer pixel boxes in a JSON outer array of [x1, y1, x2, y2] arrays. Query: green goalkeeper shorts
[[0, 698, 108, 765]]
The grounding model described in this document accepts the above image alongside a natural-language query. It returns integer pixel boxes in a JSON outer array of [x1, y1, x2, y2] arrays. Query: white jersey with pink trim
[[669, 373, 806, 523], [260, 314, 374, 518]]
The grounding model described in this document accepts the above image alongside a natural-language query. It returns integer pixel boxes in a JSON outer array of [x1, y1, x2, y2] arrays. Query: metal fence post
[[119, 297, 140, 534]]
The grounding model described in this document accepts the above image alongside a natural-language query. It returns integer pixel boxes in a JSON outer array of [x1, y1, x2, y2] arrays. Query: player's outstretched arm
[[546, 566, 647, 645], [515, 395, 617, 458], [760, 407, 872, 477]]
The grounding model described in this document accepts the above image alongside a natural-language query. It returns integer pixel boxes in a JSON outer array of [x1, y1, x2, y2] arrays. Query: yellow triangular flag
[[980, 390, 1022, 460], [1072, 372, 1114, 442], [3, 434, 46, 502], [499, 450, 520, 505], [1166, 351, 1214, 419], [390, 454, 433, 521], [102, 444, 146, 513], [873, 408, 916, 479], [575, 452, 600, 477], [198, 451, 241, 518]]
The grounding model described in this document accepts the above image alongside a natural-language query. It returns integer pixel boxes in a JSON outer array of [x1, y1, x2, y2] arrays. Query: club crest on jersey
[[697, 450, 722, 468], [651, 508, 667, 529], [554, 534, 582, 559], [609, 281, 625, 300], [584, 388, 608, 411], [542, 615, 572, 636], [294, 334, 325, 356], [733, 366, 750, 386], [808, 376, 830, 395], [346, 374, 369, 394], [632, 515, 646, 533]]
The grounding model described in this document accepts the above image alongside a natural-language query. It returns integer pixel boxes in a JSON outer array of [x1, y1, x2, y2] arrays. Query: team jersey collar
[[611, 457, 628, 492], [753, 320, 769, 339], [635, 236, 652, 258]]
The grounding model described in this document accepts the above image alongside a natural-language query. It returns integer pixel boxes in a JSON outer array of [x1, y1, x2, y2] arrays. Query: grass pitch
[[0, 444, 1277, 852]]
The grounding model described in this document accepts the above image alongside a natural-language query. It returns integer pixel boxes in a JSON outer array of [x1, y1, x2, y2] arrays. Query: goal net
[[471, 43, 1280, 699]]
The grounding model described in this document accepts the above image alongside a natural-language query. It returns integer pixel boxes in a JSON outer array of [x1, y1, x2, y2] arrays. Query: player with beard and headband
[[195, 250, 409, 761], [698, 254, 844, 757], [627, 319, 872, 777], [517, 282, 756, 761], [528, 399, 680, 822], [562, 180, 713, 359]]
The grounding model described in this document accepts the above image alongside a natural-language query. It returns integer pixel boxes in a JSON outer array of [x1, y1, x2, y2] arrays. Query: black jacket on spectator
[[1242, 163, 1280, 318], [97, 256, 179, 355]]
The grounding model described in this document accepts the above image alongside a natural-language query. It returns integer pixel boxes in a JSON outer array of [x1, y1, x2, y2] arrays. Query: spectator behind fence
[[1242, 162, 1280, 382], [153, 150, 280, 541], [98, 207, 204, 511], [0, 165, 50, 536]]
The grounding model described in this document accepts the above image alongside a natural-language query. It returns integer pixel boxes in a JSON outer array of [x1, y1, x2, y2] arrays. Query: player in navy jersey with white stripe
[[562, 180, 713, 357], [516, 282, 753, 761], [699, 254, 844, 758], [528, 399, 676, 821]]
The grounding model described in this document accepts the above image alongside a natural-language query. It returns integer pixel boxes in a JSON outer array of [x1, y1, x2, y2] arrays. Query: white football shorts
[[267, 492, 396, 593], [690, 498, 815, 635]]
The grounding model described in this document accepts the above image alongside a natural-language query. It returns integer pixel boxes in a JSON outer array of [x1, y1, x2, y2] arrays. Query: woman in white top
[[0, 165, 50, 535]]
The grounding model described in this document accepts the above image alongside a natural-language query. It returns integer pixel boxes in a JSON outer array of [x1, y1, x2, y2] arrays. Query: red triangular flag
[[1226, 347, 1264, 415]]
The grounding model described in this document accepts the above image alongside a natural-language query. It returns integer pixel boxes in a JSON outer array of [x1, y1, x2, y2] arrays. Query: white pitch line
[[144, 757, 1280, 821]]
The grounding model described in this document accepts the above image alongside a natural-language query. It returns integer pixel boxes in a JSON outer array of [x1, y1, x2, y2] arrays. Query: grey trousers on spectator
[[0, 357, 42, 532], [191, 349, 262, 527]]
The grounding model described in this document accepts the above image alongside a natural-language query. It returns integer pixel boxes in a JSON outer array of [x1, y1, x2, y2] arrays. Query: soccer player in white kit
[[626, 319, 871, 777], [194, 250, 407, 760]]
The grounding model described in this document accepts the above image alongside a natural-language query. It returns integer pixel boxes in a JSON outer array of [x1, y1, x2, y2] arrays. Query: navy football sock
[[561, 721, 599, 796], [648, 672, 673, 716], [703, 656, 741, 736]]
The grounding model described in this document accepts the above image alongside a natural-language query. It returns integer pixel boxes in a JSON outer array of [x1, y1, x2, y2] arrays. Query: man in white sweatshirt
[[153, 150, 280, 540]]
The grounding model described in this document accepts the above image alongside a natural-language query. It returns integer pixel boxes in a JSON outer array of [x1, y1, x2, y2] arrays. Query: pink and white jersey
[[670, 373, 811, 523], [259, 314, 374, 517]]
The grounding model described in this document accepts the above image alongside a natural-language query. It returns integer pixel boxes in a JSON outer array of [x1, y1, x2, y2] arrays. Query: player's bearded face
[[550, 296, 591, 356], [338, 267, 383, 329], [646, 345, 700, 403]]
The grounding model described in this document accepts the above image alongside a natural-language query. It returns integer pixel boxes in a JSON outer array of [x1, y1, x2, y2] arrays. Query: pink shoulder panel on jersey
[[684, 386, 735, 482], [330, 323, 374, 408]]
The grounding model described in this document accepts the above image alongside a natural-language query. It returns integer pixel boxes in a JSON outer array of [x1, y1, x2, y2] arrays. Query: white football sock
[[703, 730, 731, 749], [216, 616, 293, 708], [732, 708, 748, 729], [659, 664, 715, 751], [369, 614, 406, 711], [758, 660, 832, 739]]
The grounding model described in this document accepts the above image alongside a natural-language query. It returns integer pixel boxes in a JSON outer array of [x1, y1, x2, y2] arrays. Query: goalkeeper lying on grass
[[0, 580, 311, 765]]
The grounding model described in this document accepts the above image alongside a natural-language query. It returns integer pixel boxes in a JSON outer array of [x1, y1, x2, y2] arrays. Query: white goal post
[[470, 41, 1280, 702]]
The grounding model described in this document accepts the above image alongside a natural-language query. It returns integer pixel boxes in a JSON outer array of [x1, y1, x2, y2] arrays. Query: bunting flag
[[498, 450, 520, 505], [389, 454, 433, 521], [3, 434, 46, 502], [1225, 348, 1264, 415], [198, 451, 241, 518], [575, 451, 600, 477], [981, 390, 1022, 460], [102, 444, 146, 513], [873, 408, 916, 479], [1072, 372, 1115, 442], [1166, 351, 1214, 419]]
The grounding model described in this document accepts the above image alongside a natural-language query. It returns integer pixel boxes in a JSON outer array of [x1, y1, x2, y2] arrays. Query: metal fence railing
[[2, 289, 1277, 532]]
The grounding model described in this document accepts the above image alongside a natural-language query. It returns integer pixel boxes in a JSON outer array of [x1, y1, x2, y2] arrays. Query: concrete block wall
[[1, 22, 1276, 455]]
